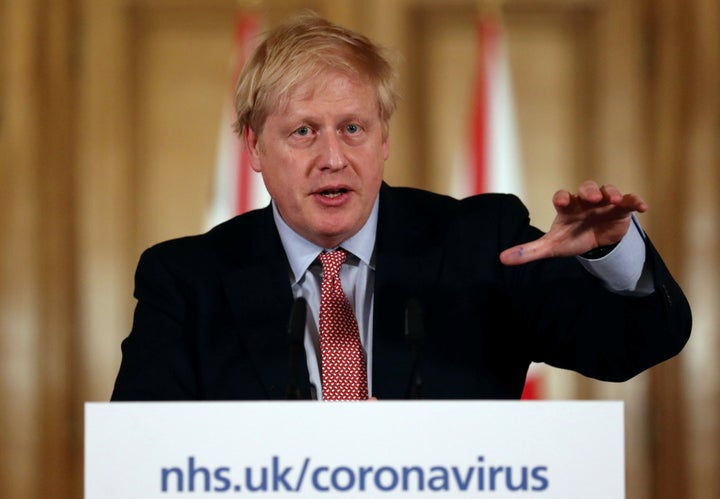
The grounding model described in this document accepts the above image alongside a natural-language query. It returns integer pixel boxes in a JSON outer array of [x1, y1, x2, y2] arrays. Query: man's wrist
[[576, 215, 651, 294], [581, 242, 620, 260]]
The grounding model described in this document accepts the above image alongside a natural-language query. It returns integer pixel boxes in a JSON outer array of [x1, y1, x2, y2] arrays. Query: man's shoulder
[[381, 184, 527, 219], [139, 206, 275, 268]]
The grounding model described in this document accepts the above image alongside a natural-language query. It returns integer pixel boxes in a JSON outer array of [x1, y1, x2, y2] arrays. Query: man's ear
[[244, 127, 262, 172]]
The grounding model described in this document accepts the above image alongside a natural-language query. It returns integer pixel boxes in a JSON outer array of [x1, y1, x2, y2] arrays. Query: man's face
[[246, 71, 389, 248]]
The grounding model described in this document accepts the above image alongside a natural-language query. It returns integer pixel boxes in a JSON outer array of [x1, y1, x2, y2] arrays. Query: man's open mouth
[[319, 188, 347, 199]]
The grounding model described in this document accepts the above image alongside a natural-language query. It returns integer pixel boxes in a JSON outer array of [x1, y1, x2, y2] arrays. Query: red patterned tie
[[318, 249, 368, 400]]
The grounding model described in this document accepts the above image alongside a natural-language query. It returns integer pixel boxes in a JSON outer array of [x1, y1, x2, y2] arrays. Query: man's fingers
[[617, 193, 648, 212], [499, 240, 549, 266], [558, 182, 648, 213], [578, 180, 603, 202], [552, 189, 572, 209], [599, 184, 623, 204]]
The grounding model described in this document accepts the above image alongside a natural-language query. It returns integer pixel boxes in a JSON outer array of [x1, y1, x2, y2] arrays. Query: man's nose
[[318, 132, 347, 171]]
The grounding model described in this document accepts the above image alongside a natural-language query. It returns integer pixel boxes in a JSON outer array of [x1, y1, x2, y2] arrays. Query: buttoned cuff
[[576, 215, 654, 295]]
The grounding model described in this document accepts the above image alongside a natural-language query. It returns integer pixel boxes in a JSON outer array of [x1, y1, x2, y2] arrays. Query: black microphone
[[405, 298, 424, 399], [286, 297, 307, 400]]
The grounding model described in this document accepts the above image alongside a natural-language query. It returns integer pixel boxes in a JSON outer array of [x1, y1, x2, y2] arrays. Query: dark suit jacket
[[111, 184, 691, 400]]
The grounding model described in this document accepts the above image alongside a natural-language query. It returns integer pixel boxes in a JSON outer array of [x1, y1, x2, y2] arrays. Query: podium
[[85, 401, 624, 498]]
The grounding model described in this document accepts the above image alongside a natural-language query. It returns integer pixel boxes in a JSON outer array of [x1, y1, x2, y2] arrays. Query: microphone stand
[[285, 297, 307, 399], [405, 298, 424, 399]]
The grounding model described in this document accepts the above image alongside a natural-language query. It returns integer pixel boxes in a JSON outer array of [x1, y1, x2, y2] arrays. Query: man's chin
[[308, 223, 359, 249]]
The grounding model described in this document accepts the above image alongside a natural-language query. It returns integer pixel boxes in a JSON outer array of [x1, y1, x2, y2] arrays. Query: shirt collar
[[272, 198, 379, 285]]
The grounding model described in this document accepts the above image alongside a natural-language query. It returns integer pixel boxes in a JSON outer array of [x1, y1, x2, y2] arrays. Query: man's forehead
[[272, 72, 377, 115]]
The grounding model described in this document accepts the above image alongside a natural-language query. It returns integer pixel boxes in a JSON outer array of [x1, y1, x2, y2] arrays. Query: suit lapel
[[373, 185, 449, 398], [220, 207, 311, 399]]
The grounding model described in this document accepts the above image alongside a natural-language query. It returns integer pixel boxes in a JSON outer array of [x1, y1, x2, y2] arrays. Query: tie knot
[[319, 249, 347, 277]]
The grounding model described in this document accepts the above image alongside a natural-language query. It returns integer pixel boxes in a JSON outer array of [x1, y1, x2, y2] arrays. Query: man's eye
[[294, 126, 311, 136], [346, 124, 360, 134]]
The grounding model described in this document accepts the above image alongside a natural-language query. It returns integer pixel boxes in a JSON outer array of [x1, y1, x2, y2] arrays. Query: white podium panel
[[85, 401, 624, 498]]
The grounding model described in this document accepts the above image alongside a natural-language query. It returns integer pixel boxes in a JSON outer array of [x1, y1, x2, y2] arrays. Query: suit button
[[661, 284, 672, 306]]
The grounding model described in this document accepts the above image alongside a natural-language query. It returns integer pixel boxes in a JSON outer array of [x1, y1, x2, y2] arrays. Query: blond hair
[[234, 12, 399, 140]]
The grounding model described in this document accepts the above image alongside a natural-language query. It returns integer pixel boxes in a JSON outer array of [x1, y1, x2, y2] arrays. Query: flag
[[460, 9, 544, 399], [465, 10, 523, 196], [207, 11, 269, 229]]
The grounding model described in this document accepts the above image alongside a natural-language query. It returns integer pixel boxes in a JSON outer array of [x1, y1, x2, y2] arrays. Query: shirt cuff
[[576, 215, 654, 296]]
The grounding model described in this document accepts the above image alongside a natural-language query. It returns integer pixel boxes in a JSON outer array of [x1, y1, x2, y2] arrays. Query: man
[[111, 13, 690, 401]]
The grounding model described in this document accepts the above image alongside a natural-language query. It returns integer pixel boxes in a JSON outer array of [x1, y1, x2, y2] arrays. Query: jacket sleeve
[[495, 195, 692, 382], [111, 245, 200, 401]]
